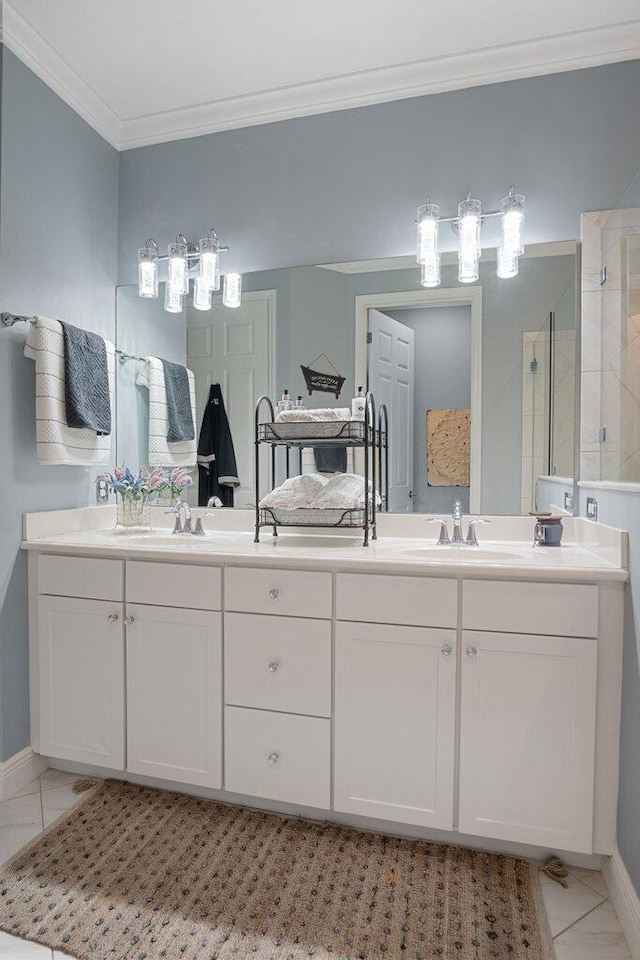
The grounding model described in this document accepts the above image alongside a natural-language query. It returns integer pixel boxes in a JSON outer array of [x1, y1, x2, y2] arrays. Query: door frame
[[355, 286, 483, 513]]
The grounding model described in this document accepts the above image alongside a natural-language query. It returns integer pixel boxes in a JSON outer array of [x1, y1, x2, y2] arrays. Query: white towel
[[136, 357, 197, 466], [24, 315, 115, 466], [275, 407, 351, 423], [258, 474, 328, 509], [310, 473, 381, 510]]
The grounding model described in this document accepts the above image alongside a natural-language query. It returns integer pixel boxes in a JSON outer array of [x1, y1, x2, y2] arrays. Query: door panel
[[459, 630, 597, 852], [334, 621, 456, 829], [187, 292, 273, 507], [368, 309, 415, 512]]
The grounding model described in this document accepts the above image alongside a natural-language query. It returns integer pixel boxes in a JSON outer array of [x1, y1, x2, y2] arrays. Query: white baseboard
[[604, 848, 640, 960], [0, 747, 47, 802]]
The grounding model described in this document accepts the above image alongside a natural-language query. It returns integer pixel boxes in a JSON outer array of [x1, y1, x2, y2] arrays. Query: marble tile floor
[[0, 769, 633, 959]]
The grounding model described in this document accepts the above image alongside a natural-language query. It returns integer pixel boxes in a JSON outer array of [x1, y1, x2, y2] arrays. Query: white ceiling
[[3, 0, 640, 150]]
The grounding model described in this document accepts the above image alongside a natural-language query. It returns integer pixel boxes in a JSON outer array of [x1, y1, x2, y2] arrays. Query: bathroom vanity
[[23, 507, 627, 859]]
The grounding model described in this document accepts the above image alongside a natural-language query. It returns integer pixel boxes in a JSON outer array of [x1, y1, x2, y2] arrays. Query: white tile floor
[[0, 770, 633, 959]]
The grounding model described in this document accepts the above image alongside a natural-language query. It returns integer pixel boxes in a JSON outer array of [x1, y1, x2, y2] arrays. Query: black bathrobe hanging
[[197, 383, 240, 507]]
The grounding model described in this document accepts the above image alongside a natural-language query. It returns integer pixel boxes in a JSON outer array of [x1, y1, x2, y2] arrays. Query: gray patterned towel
[[162, 359, 195, 442], [60, 322, 111, 435]]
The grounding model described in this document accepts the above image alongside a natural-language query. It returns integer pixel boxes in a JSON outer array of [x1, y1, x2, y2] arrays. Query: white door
[[368, 309, 415, 512], [459, 630, 598, 852], [187, 291, 274, 506], [39, 596, 125, 769], [334, 621, 456, 829], [126, 603, 223, 788]]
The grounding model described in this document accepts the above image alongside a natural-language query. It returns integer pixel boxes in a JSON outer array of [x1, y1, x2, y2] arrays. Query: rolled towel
[[275, 407, 351, 423], [259, 473, 328, 510], [311, 473, 381, 510]]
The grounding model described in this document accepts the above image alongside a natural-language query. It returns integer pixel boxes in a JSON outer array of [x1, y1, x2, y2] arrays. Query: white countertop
[[21, 509, 629, 582]]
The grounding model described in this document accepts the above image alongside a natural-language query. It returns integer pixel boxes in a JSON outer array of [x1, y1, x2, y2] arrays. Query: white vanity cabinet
[[37, 557, 125, 769], [334, 573, 458, 829], [458, 581, 600, 853]]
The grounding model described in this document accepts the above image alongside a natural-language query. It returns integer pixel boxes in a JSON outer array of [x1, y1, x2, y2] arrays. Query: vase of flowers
[[153, 467, 194, 507], [100, 466, 165, 530]]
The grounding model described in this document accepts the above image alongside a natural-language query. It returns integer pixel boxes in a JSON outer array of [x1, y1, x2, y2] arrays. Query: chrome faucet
[[426, 502, 490, 546], [170, 500, 205, 536], [451, 500, 464, 543]]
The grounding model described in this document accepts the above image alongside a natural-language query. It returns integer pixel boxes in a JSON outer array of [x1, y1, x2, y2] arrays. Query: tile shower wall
[[581, 208, 640, 483], [0, 49, 119, 761]]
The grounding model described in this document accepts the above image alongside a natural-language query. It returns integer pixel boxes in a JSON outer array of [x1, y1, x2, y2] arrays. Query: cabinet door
[[126, 604, 222, 788], [459, 631, 597, 853], [334, 621, 456, 829], [39, 595, 125, 769]]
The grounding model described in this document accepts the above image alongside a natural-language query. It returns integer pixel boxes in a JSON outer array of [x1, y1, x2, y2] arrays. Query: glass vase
[[115, 495, 151, 531]]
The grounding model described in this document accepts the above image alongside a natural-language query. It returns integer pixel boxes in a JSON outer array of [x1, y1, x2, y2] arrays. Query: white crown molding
[[2, 0, 123, 149], [120, 20, 640, 150], [2, 7, 640, 152]]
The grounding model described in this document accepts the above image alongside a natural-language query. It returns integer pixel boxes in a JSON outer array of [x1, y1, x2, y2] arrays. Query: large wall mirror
[[115, 241, 578, 517]]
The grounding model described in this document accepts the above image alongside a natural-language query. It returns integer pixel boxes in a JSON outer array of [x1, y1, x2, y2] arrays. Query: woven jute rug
[[0, 780, 554, 960]]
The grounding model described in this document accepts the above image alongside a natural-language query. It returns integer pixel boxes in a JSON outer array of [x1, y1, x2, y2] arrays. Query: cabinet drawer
[[38, 555, 123, 601], [462, 580, 599, 638], [336, 573, 457, 628], [224, 706, 330, 808], [225, 567, 332, 619], [225, 613, 331, 717], [126, 561, 221, 610]]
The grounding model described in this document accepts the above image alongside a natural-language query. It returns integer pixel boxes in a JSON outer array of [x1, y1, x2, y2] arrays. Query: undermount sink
[[399, 546, 528, 562]]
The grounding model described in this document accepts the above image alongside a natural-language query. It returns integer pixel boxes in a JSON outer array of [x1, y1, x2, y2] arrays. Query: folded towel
[[24, 316, 115, 466], [259, 474, 328, 510], [60, 321, 111, 435], [136, 357, 197, 466], [275, 407, 351, 423], [313, 446, 347, 473], [310, 473, 381, 510], [161, 359, 195, 442]]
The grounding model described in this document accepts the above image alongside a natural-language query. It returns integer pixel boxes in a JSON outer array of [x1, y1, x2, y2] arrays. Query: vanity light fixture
[[415, 186, 525, 286], [137, 227, 241, 313]]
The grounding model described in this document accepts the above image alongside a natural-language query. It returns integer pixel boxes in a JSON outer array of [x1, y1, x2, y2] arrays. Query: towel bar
[[2, 311, 147, 364]]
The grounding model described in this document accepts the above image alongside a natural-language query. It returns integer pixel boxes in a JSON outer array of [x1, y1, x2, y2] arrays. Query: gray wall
[[385, 306, 471, 514], [118, 60, 640, 284], [0, 48, 119, 761], [579, 485, 640, 895]]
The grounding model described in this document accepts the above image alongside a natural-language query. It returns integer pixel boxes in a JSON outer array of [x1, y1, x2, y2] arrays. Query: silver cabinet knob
[[441, 643, 453, 658], [268, 660, 280, 673], [466, 645, 478, 659], [268, 588, 280, 600], [267, 752, 279, 765], [107, 613, 119, 624], [123, 615, 135, 627]]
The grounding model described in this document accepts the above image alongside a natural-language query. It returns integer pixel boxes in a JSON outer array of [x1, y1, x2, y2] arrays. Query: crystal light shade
[[420, 257, 441, 288], [416, 203, 439, 265], [223, 272, 242, 309], [193, 276, 212, 311], [199, 236, 220, 290], [164, 282, 183, 314], [500, 190, 525, 259], [458, 197, 481, 284], [168, 242, 188, 295], [496, 246, 519, 279], [138, 246, 158, 298]]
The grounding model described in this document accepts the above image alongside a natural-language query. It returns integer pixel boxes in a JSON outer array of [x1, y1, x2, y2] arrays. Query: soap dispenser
[[277, 389, 293, 414], [351, 386, 366, 421]]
